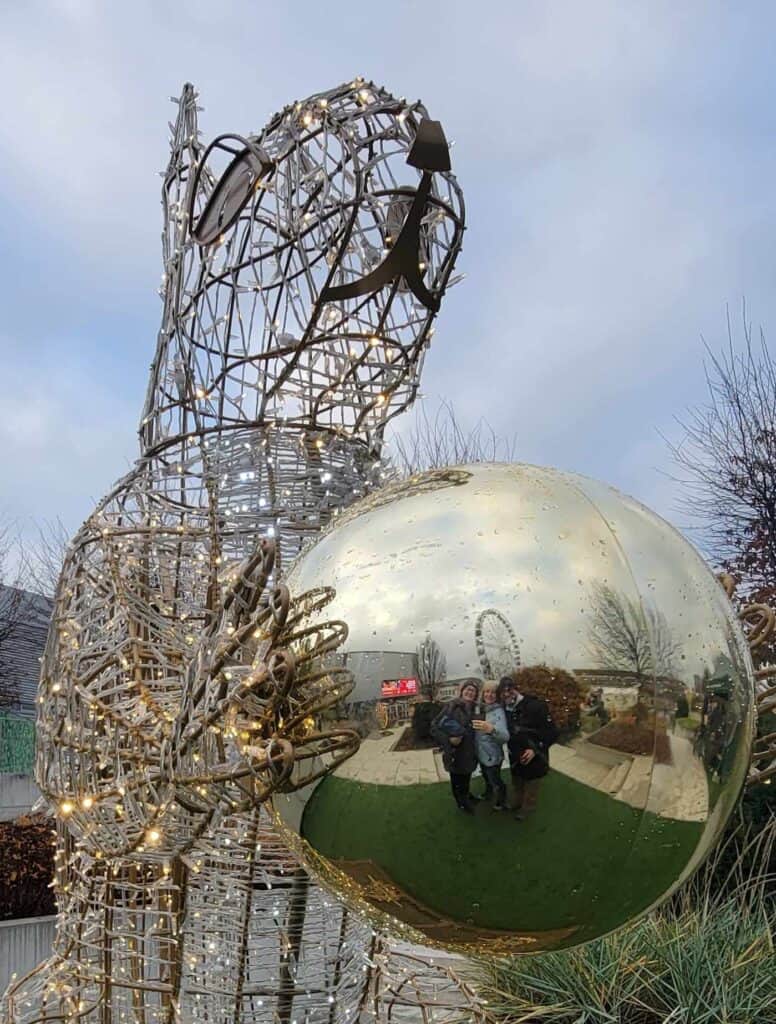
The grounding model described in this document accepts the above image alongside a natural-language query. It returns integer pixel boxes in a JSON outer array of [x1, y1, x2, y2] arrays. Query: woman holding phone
[[472, 681, 509, 809]]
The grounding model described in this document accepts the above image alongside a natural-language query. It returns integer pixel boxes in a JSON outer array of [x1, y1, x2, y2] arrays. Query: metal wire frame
[[140, 78, 465, 575], [718, 575, 776, 786], [1, 80, 488, 1024]]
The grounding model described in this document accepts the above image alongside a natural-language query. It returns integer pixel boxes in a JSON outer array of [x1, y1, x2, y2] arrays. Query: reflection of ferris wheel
[[475, 609, 521, 679]]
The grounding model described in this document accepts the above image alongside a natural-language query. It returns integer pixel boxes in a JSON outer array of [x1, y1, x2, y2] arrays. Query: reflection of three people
[[432, 678, 558, 819]]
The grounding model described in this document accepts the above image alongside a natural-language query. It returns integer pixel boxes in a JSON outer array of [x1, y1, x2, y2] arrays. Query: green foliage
[[0, 714, 35, 774], [475, 822, 776, 1024], [707, 706, 776, 898], [709, 785, 776, 901]]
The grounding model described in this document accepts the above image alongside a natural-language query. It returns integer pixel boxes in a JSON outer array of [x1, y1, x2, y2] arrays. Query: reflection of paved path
[[551, 741, 631, 791], [551, 735, 708, 823], [336, 731, 442, 785], [550, 740, 654, 812], [648, 734, 709, 823], [335, 730, 708, 823]]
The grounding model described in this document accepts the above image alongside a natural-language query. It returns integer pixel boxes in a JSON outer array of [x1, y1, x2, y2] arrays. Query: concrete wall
[[0, 775, 40, 822], [600, 685, 640, 713], [0, 916, 55, 998], [342, 650, 417, 703]]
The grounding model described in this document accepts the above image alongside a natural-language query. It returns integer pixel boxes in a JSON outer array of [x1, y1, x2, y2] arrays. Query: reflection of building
[[574, 668, 685, 704], [381, 678, 418, 699], [575, 668, 646, 689], [437, 681, 460, 702], [327, 651, 489, 722], [328, 650, 418, 705]]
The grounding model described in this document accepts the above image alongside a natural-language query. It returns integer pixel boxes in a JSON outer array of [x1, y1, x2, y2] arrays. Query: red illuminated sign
[[380, 678, 418, 698]]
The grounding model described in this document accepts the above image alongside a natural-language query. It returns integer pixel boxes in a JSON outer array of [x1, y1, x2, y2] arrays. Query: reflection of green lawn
[[302, 770, 704, 944]]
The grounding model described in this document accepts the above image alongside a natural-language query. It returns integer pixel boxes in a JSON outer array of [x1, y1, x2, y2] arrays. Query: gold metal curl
[[718, 575, 776, 785]]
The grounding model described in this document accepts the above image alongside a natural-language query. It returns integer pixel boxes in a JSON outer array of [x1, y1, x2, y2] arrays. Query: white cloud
[[1, 0, 775, 570], [0, 341, 138, 556]]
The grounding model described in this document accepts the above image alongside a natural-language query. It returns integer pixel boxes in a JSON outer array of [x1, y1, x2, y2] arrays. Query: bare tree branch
[[387, 398, 518, 477], [22, 518, 70, 599], [666, 304, 776, 613]]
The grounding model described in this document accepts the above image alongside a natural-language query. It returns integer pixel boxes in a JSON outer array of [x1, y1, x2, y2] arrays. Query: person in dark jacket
[[431, 680, 480, 813], [496, 675, 557, 820], [586, 688, 609, 726]]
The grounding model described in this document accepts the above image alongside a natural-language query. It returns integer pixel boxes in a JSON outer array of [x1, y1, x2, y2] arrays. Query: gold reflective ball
[[276, 463, 755, 955]]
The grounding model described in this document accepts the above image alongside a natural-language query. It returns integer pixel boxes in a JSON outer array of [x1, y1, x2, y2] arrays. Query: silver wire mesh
[[1, 79, 491, 1024]]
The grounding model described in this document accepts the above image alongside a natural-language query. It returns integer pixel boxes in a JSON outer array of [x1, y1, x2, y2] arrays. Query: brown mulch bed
[[589, 723, 673, 765], [392, 727, 439, 752], [654, 732, 673, 765], [0, 814, 56, 920]]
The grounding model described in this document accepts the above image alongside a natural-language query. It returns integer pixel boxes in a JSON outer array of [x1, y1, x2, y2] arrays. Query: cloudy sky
[[1, 1, 775, 574]]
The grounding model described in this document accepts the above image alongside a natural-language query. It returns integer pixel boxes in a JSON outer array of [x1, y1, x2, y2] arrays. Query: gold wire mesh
[[1, 79, 493, 1024]]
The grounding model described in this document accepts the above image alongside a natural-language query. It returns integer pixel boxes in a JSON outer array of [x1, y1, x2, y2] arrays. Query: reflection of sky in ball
[[288, 464, 750, 686]]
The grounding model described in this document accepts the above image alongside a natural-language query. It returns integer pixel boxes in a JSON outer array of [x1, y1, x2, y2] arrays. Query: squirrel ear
[[142, 85, 203, 448], [407, 118, 451, 172], [161, 83, 202, 265]]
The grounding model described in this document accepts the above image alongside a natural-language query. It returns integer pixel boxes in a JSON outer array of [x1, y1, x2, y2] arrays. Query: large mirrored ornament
[[274, 463, 756, 955]]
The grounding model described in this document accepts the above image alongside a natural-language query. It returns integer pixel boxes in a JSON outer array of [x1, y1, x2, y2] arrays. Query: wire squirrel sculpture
[[2, 80, 495, 1024]]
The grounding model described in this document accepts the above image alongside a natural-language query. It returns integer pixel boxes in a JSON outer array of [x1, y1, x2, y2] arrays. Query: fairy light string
[[2, 78, 495, 1024]]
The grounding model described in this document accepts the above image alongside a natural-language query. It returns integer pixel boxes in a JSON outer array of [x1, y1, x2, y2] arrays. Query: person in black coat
[[431, 680, 480, 813], [586, 688, 609, 726], [496, 675, 557, 820]]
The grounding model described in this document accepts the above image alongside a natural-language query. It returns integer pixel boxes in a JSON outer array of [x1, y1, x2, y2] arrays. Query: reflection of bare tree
[[586, 583, 681, 680], [417, 634, 447, 701]]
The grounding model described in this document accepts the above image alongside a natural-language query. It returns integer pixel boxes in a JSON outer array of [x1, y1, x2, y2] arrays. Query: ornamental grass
[[474, 818, 776, 1024]]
